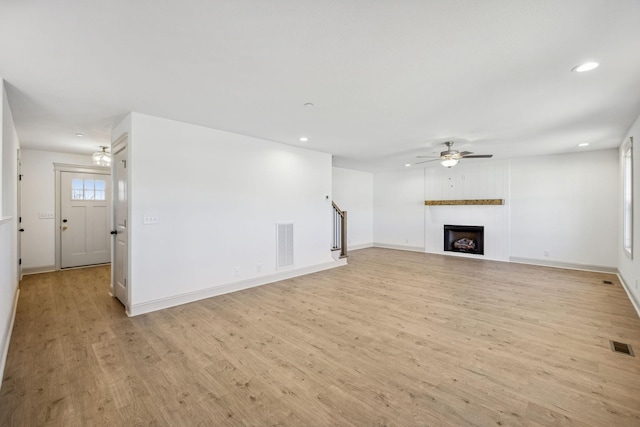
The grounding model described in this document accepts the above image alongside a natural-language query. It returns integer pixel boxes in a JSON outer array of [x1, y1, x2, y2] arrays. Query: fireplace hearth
[[444, 225, 484, 255]]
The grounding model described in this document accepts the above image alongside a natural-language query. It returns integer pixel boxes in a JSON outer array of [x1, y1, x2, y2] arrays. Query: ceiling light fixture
[[304, 103, 314, 108], [405, 163, 411, 167], [578, 142, 589, 147], [440, 158, 459, 168], [92, 146, 111, 166], [75, 133, 84, 137], [299, 137, 309, 142], [572, 62, 599, 72]]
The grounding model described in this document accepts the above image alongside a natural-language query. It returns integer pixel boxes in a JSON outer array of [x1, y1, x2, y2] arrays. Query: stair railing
[[332, 202, 347, 258]]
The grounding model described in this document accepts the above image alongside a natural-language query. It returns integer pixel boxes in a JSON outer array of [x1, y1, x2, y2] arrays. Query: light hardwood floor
[[2, 248, 640, 426]]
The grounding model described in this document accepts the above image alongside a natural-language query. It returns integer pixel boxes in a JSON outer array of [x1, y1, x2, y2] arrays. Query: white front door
[[61, 172, 111, 268], [113, 144, 128, 305]]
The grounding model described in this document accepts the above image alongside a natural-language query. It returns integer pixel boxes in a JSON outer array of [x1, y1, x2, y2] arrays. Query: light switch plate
[[39, 212, 55, 219], [143, 215, 159, 225]]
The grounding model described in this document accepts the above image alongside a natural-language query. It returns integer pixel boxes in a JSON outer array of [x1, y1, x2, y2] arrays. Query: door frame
[[54, 163, 110, 270], [111, 133, 129, 307]]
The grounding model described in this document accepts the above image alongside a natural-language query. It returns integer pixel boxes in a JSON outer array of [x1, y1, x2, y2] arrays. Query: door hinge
[[122, 160, 127, 169], [18, 174, 23, 181], [124, 278, 127, 288], [19, 216, 21, 223], [19, 258, 22, 265]]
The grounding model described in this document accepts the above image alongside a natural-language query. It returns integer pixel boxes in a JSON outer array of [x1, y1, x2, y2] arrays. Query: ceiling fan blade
[[462, 154, 493, 158], [414, 159, 441, 164], [416, 155, 438, 158], [458, 151, 474, 156]]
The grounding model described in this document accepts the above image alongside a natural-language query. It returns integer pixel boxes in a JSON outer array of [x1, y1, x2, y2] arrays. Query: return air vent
[[277, 223, 294, 269], [603, 280, 613, 285], [610, 340, 634, 356]]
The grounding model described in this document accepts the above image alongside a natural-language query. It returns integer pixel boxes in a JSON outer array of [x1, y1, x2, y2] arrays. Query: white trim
[[127, 259, 347, 317], [0, 289, 19, 391], [349, 242, 374, 251], [372, 242, 424, 252], [0, 216, 12, 225], [53, 163, 109, 174], [617, 273, 640, 319], [509, 256, 617, 274], [21, 265, 56, 275]]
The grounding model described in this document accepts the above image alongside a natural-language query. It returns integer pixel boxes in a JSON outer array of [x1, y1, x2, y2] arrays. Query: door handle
[[62, 225, 68, 231], [19, 228, 24, 232], [110, 230, 118, 235]]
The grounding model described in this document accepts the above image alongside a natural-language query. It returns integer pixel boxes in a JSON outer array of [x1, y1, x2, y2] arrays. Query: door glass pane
[[84, 179, 95, 200], [72, 179, 84, 200], [94, 180, 106, 200]]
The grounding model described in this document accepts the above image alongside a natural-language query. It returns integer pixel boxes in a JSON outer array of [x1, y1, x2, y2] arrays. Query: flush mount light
[[304, 102, 314, 108], [572, 62, 599, 73], [578, 142, 590, 147], [299, 137, 309, 142], [75, 133, 84, 137]]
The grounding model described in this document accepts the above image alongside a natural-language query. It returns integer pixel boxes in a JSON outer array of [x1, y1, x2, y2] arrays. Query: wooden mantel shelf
[[424, 199, 504, 206]]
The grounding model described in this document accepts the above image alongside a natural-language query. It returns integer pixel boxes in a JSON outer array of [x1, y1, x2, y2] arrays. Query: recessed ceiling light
[[304, 103, 314, 108], [572, 62, 599, 73], [405, 164, 411, 167], [578, 142, 589, 147], [75, 133, 84, 137], [299, 137, 309, 142]]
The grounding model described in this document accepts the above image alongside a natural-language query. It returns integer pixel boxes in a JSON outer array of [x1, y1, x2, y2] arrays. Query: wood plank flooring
[[2, 248, 640, 426]]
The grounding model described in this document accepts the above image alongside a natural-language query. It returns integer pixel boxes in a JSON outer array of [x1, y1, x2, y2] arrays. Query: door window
[[71, 178, 106, 200]]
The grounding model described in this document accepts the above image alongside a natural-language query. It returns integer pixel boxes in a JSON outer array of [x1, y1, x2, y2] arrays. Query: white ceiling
[[1, 0, 639, 171]]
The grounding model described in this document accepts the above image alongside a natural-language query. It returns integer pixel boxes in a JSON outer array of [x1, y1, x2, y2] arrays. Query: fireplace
[[444, 225, 484, 255]]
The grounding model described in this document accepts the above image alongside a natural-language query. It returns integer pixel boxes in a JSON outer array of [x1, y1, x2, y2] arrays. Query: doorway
[[54, 164, 111, 269]]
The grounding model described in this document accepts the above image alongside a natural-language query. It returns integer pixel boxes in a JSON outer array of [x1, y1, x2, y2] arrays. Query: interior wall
[[126, 113, 335, 312], [1, 79, 20, 385], [19, 149, 93, 270], [510, 149, 618, 269], [373, 168, 425, 251], [331, 167, 373, 249], [618, 112, 640, 310], [424, 160, 510, 261]]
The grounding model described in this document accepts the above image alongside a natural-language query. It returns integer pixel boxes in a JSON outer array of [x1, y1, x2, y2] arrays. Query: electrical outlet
[[544, 250, 549, 257], [234, 267, 240, 277], [143, 215, 159, 225]]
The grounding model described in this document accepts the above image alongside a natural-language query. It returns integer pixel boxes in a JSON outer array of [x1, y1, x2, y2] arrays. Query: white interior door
[[113, 145, 128, 305], [61, 171, 111, 268]]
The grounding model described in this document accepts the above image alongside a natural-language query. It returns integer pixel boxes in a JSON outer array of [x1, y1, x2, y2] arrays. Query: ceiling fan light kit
[[416, 141, 493, 168]]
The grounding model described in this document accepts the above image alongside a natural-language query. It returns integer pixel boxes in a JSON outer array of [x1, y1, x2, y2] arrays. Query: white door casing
[[60, 171, 111, 268], [112, 137, 128, 307]]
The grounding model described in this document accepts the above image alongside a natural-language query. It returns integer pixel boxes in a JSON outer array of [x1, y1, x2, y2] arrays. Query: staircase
[[332, 202, 347, 259]]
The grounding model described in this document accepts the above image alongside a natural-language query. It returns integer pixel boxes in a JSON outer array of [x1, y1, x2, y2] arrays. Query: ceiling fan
[[415, 141, 493, 168]]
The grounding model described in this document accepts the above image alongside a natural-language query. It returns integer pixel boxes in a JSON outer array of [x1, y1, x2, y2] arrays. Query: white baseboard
[[0, 288, 20, 391], [372, 242, 425, 253], [617, 273, 640, 319], [348, 243, 373, 251], [127, 258, 348, 317], [509, 257, 617, 274], [21, 265, 56, 275]]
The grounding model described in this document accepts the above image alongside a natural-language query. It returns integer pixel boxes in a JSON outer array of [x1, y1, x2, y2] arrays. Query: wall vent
[[603, 280, 613, 285], [610, 340, 634, 356], [277, 223, 294, 269]]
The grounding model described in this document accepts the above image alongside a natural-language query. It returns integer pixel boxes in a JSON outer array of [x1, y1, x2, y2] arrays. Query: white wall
[[332, 167, 373, 249], [122, 113, 336, 313], [373, 168, 425, 251], [1, 79, 20, 386], [618, 113, 640, 310], [510, 150, 618, 269], [424, 160, 510, 261], [372, 151, 617, 268], [20, 150, 93, 270]]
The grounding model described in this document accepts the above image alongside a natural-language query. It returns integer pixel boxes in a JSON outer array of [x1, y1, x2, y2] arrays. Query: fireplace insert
[[443, 225, 484, 255]]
